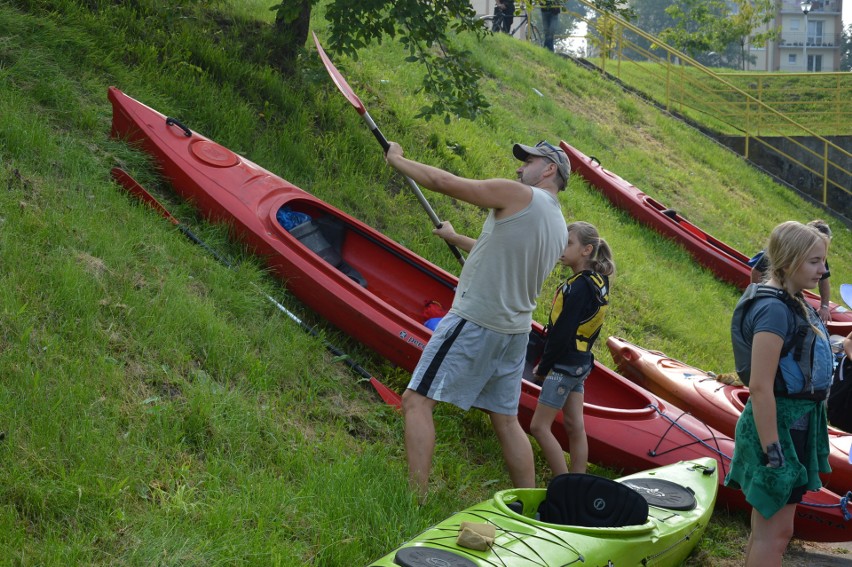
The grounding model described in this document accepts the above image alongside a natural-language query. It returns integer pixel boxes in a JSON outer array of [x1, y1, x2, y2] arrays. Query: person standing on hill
[[384, 140, 569, 499], [749, 219, 833, 323], [540, 0, 562, 52], [491, 0, 515, 34], [727, 221, 833, 567], [530, 221, 614, 477]]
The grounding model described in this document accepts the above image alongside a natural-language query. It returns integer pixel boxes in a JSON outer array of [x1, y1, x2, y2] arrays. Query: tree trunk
[[271, 0, 312, 73]]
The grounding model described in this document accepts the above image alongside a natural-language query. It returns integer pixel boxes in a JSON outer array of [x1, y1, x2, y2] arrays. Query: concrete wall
[[717, 135, 852, 222], [471, 0, 493, 16]]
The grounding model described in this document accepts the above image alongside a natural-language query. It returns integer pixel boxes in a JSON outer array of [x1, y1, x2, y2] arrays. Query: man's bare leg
[[488, 411, 536, 488], [402, 389, 438, 499]]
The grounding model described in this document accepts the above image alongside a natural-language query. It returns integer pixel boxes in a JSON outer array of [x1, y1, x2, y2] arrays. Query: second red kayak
[[560, 141, 852, 335]]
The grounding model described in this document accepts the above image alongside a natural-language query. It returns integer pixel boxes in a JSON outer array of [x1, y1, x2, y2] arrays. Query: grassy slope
[[0, 1, 849, 565]]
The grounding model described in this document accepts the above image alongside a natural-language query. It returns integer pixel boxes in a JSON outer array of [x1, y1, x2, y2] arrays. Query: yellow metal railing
[[713, 73, 851, 133], [564, 1, 851, 214]]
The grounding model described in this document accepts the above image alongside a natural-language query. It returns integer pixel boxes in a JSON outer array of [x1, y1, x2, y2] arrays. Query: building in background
[[749, 0, 844, 71]]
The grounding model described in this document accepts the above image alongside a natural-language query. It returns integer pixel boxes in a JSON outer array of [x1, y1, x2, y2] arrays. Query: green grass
[[1, 1, 850, 565]]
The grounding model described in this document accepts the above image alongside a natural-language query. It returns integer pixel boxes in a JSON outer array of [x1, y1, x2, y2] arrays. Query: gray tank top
[[450, 187, 566, 333]]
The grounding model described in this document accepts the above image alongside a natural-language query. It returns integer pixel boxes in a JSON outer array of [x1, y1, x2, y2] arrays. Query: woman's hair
[[766, 220, 830, 329], [807, 219, 832, 239], [567, 221, 615, 276]]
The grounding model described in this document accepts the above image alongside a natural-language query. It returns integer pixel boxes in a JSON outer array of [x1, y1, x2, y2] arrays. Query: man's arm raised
[[385, 142, 530, 213]]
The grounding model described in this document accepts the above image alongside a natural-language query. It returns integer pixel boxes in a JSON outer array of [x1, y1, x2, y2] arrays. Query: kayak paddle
[[110, 167, 402, 409], [841, 284, 852, 311], [312, 32, 465, 267]]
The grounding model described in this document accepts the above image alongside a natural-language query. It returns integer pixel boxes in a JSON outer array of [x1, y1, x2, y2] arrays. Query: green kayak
[[369, 458, 718, 567]]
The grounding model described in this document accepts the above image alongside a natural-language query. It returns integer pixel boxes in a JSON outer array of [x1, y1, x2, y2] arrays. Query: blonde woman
[[727, 221, 834, 566]]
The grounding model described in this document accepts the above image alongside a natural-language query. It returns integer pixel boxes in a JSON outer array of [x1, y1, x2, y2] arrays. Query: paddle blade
[[111, 167, 179, 226], [841, 284, 852, 311], [369, 377, 402, 410], [312, 32, 366, 115]]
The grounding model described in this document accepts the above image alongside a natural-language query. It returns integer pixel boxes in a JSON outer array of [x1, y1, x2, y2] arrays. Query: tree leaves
[[322, 0, 490, 122], [659, 0, 777, 69], [270, 0, 635, 122]]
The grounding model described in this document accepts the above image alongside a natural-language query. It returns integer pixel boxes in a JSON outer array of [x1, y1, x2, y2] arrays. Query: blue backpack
[[731, 284, 834, 400]]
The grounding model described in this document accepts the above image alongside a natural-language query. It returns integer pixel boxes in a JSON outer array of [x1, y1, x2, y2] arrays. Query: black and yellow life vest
[[546, 271, 609, 353]]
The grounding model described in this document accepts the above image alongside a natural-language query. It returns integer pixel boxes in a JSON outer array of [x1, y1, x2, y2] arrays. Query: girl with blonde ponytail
[[530, 221, 614, 477]]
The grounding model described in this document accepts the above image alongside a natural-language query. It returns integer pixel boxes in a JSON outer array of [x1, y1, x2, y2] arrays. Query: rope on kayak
[[800, 490, 852, 520], [646, 404, 732, 477], [418, 507, 585, 566], [465, 508, 585, 566], [645, 408, 852, 521]]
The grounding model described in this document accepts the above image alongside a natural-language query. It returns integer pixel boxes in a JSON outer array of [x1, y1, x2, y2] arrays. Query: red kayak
[[560, 141, 852, 335], [108, 87, 851, 541], [363, 342, 851, 541], [607, 335, 852, 496], [109, 87, 457, 374]]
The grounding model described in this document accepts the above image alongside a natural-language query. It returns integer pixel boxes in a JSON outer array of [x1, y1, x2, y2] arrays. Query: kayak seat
[[287, 218, 367, 287], [537, 473, 649, 528]]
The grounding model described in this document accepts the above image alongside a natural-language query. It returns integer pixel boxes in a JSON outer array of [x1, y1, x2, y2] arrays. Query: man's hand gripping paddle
[[312, 32, 465, 267]]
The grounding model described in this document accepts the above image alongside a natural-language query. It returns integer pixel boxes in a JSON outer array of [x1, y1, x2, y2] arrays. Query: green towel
[[724, 396, 830, 519]]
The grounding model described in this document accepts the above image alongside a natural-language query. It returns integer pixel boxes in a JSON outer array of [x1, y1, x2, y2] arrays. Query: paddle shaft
[[109, 167, 393, 399], [111, 168, 232, 267], [360, 112, 442, 227], [362, 113, 465, 266], [312, 32, 464, 266]]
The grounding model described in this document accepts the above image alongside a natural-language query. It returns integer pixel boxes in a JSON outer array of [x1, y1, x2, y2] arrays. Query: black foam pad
[[537, 473, 649, 527]]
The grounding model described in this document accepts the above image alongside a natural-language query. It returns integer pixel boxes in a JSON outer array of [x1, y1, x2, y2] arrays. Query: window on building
[[789, 54, 797, 64], [789, 19, 800, 31], [809, 55, 822, 72], [808, 20, 824, 45]]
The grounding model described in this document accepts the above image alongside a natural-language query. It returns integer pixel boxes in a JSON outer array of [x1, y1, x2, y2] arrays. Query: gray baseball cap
[[513, 141, 571, 183]]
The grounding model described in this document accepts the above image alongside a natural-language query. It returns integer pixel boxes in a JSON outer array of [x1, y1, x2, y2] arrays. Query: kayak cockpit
[[494, 479, 655, 535], [524, 334, 659, 419], [271, 198, 457, 327], [583, 367, 660, 419]]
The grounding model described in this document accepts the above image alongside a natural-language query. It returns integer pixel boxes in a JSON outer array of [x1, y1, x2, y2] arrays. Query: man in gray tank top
[[385, 140, 569, 499]]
